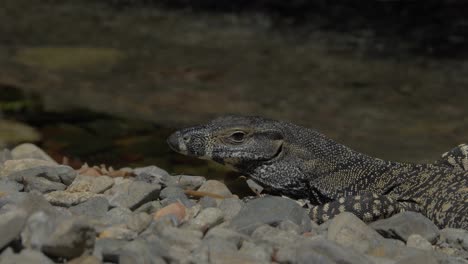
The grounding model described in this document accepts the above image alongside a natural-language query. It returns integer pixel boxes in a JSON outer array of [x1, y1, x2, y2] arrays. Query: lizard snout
[[167, 131, 188, 155]]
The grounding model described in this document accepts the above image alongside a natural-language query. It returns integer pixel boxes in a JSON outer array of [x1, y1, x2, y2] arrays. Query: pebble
[[440, 228, 468, 251], [10, 143, 57, 164], [134, 165, 171, 185], [186, 207, 224, 232], [0, 248, 54, 264], [99, 226, 137, 240], [22, 175, 67, 193], [0, 178, 23, 193], [44, 190, 102, 207], [407, 234, 433, 251], [67, 175, 114, 194], [218, 197, 243, 220], [159, 186, 194, 207], [69, 197, 109, 219], [197, 180, 233, 204], [0, 149, 12, 164], [0, 209, 28, 249], [134, 200, 162, 214], [153, 202, 186, 223], [105, 180, 161, 210], [0, 159, 57, 177]]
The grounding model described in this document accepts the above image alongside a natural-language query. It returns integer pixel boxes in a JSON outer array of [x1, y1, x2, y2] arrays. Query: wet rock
[[93, 238, 127, 263], [439, 228, 468, 251], [159, 186, 194, 207], [407, 234, 433, 251], [21, 211, 96, 259], [218, 197, 243, 220], [68, 255, 103, 264], [204, 227, 248, 247], [134, 200, 162, 214], [99, 226, 137, 240], [69, 197, 109, 219], [251, 224, 303, 247], [119, 239, 167, 264], [0, 179, 23, 194], [126, 212, 152, 233], [134, 165, 171, 185], [153, 202, 186, 224], [371, 212, 439, 243], [23, 175, 66, 193], [0, 248, 54, 264], [104, 207, 133, 226], [45, 191, 103, 207], [68, 175, 114, 194], [199, 196, 217, 209], [229, 196, 311, 235], [186, 207, 224, 232], [0, 159, 57, 177], [0, 209, 28, 249], [10, 143, 57, 164], [197, 180, 233, 200], [105, 180, 161, 210]]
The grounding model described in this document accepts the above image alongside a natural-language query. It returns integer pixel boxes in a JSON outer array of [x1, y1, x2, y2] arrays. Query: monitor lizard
[[167, 115, 468, 229]]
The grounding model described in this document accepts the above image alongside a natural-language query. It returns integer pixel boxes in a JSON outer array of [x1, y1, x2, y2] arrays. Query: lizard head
[[167, 115, 284, 170]]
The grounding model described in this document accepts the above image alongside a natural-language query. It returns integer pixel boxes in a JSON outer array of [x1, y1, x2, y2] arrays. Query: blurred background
[[1, 0, 468, 190]]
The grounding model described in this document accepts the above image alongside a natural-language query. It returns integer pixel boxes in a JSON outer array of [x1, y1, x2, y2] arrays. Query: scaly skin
[[167, 115, 468, 229]]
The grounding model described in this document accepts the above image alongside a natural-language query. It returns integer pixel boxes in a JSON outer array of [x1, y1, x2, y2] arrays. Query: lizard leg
[[436, 143, 468, 171], [309, 193, 419, 224]]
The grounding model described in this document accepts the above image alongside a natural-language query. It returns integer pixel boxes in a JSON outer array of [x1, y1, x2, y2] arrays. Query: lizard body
[[167, 115, 468, 229]]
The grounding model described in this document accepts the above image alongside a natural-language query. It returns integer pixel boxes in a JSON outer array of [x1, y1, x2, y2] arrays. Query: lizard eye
[[229, 131, 246, 143]]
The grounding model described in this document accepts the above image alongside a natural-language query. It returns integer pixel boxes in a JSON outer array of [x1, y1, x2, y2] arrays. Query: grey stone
[[154, 224, 203, 251], [278, 220, 301, 235], [68, 255, 103, 264], [105, 181, 161, 210], [159, 186, 194, 207], [67, 175, 114, 194], [11, 143, 57, 164], [134, 200, 162, 214], [251, 224, 303, 247], [8, 165, 77, 185], [143, 235, 192, 263], [172, 175, 206, 189], [199, 196, 217, 209], [218, 197, 243, 220], [104, 207, 133, 226], [45, 191, 103, 207], [0, 209, 28, 249], [0, 248, 54, 264], [99, 226, 137, 240], [396, 251, 439, 264], [198, 180, 232, 198], [371, 212, 439, 243], [0, 179, 23, 194], [229, 196, 311, 235], [21, 211, 96, 259], [0, 159, 56, 177], [194, 237, 239, 264], [134, 166, 171, 185], [119, 239, 167, 264], [440, 228, 468, 251], [407, 234, 433, 251], [0, 149, 12, 164], [2, 192, 59, 216], [126, 212, 152, 234], [93, 238, 127, 263], [186, 207, 224, 232], [69, 197, 109, 218], [239, 240, 273, 263], [204, 227, 248, 247], [23, 175, 66, 193]]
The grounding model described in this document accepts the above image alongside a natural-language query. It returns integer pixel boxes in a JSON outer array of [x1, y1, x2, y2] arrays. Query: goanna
[[167, 115, 468, 229]]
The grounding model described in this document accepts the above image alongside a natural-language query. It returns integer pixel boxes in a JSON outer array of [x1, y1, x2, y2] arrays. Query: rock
[[199, 196, 217, 209], [69, 197, 109, 219], [407, 234, 433, 251], [0, 149, 12, 164], [93, 238, 127, 263], [276, 237, 374, 264], [197, 180, 233, 200], [0, 248, 54, 264], [159, 186, 194, 207], [68, 255, 103, 264], [2, 192, 59, 216], [23, 175, 66, 193], [172, 175, 206, 189], [395, 251, 438, 264], [10, 143, 57, 164], [371, 212, 439, 243], [99, 226, 137, 240], [251, 224, 303, 247], [0, 179, 23, 194], [0, 209, 28, 249], [239, 240, 273, 263], [134, 200, 162, 214], [229, 196, 311, 235], [204, 227, 248, 247], [186, 207, 224, 232], [218, 197, 243, 220], [119, 239, 167, 264], [6, 165, 76, 185], [278, 220, 301, 235], [104, 207, 133, 226], [141, 236, 192, 263], [154, 224, 203, 251], [45, 191, 102, 207], [67, 175, 114, 194], [126, 212, 152, 234], [21, 211, 96, 259], [105, 180, 161, 210], [0, 159, 57, 177], [153, 202, 186, 224], [328, 212, 412, 258], [439, 228, 468, 251], [134, 165, 171, 185]]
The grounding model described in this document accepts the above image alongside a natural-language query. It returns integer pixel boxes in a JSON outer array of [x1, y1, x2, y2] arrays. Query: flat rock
[[7, 165, 77, 185], [204, 227, 248, 247], [407, 234, 433, 251], [11, 143, 57, 164], [21, 211, 96, 259], [0, 179, 23, 194], [2, 192, 59, 216], [134, 165, 171, 185], [153, 202, 186, 224], [0, 209, 28, 249], [99, 226, 137, 240], [159, 186, 193, 207], [0, 149, 12, 164], [67, 175, 114, 194], [298, 238, 374, 264], [218, 197, 243, 220], [251, 224, 303, 247], [134, 200, 162, 214], [105, 180, 161, 210], [154, 224, 203, 252], [93, 238, 127, 263], [197, 180, 233, 199], [69, 197, 109, 219], [0, 159, 57, 177], [119, 239, 167, 264], [45, 191, 103, 207], [0, 248, 54, 264], [239, 240, 273, 263], [171, 175, 206, 189], [23, 175, 66, 193], [68, 255, 103, 264], [199, 196, 217, 209], [370, 212, 439, 243], [104, 207, 133, 226], [439, 228, 468, 251], [229, 196, 311, 235], [126, 212, 152, 234], [186, 207, 224, 232]]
